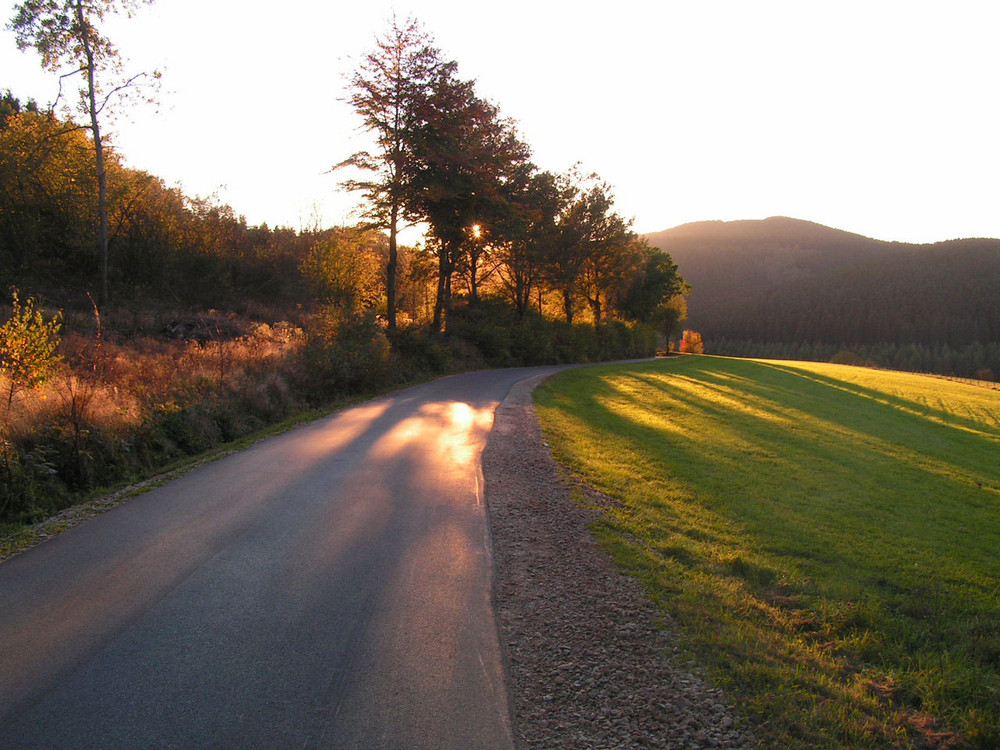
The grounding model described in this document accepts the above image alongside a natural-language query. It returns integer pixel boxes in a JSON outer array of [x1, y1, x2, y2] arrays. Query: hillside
[[646, 217, 1000, 350]]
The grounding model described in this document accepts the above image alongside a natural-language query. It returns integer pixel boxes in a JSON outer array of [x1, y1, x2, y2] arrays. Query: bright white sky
[[2, 0, 998, 244]]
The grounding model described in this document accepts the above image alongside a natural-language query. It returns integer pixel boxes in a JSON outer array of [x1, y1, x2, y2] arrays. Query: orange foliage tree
[[680, 329, 704, 354]]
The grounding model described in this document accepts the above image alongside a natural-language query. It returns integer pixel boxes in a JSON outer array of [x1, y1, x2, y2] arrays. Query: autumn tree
[[494, 170, 568, 318], [680, 329, 704, 354], [0, 288, 63, 409], [408, 74, 533, 329], [301, 227, 386, 313], [340, 17, 448, 331], [9, 0, 158, 307], [0, 106, 98, 280]]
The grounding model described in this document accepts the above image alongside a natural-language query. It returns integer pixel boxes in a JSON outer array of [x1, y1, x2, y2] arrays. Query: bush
[[387, 326, 454, 379], [680, 329, 705, 354], [446, 300, 515, 367], [510, 314, 558, 365], [303, 306, 393, 397], [0, 299, 664, 525]]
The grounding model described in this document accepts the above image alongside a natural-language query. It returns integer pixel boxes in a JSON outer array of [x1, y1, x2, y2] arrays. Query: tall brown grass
[[0, 321, 310, 523]]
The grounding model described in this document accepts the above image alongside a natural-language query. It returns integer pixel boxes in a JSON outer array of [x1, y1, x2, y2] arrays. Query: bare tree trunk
[[563, 288, 574, 325], [590, 294, 603, 326], [76, 0, 109, 308], [433, 249, 449, 332], [386, 202, 398, 330], [432, 240, 461, 331]]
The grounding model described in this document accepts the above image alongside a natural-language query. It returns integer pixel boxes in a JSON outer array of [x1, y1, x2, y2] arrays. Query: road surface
[[0, 367, 559, 749]]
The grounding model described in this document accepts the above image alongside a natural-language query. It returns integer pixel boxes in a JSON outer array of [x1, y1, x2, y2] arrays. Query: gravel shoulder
[[483, 374, 757, 750]]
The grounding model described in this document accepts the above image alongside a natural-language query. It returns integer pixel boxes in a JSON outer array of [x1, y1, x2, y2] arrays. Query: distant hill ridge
[[644, 216, 1000, 350]]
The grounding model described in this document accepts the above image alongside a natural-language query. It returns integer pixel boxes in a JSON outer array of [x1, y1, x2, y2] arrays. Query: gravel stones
[[483, 375, 756, 750]]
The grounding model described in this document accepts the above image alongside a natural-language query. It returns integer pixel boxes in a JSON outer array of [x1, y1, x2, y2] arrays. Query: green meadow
[[535, 356, 1000, 749]]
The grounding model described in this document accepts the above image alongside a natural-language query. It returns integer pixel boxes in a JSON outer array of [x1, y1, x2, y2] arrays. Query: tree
[[301, 227, 385, 313], [9, 0, 158, 307], [408, 75, 533, 329], [0, 288, 62, 515], [577, 198, 635, 326], [0, 107, 97, 279], [680, 329, 704, 354], [0, 90, 39, 126], [616, 243, 689, 324], [545, 173, 633, 325], [0, 288, 63, 410], [340, 17, 448, 331], [494, 170, 568, 318]]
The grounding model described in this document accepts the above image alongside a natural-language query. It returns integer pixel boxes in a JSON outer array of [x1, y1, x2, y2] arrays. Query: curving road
[[0, 367, 560, 749]]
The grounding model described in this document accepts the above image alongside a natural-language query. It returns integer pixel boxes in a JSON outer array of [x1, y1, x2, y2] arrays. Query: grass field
[[534, 355, 1000, 749]]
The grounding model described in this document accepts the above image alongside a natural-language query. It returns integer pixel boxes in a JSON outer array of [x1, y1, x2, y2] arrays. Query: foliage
[[0, 288, 63, 407], [0, 288, 64, 519], [536, 356, 1000, 749], [0, 17, 688, 527], [0, 108, 96, 278], [301, 227, 386, 313], [302, 305, 393, 396], [646, 217, 1000, 370], [343, 21, 686, 334], [339, 16, 448, 330], [9, 0, 160, 305], [679, 329, 704, 354]]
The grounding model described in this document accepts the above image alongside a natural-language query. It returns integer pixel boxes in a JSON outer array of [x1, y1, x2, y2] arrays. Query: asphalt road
[[0, 367, 560, 749]]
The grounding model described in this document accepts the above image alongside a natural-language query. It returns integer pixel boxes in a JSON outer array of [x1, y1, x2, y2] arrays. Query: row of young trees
[[339, 19, 686, 335]]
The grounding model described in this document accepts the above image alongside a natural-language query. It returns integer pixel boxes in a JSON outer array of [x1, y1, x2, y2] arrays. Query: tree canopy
[[8, 0, 158, 306], [342, 19, 686, 334]]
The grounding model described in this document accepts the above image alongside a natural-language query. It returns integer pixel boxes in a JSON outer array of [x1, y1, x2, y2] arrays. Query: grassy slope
[[535, 356, 1000, 749]]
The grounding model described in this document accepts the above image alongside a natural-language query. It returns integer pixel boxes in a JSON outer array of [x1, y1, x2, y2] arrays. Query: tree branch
[[96, 70, 150, 115], [54, 67, 86, 111]]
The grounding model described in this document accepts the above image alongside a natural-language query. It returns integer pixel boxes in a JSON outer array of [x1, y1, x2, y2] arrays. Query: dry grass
[[1, 321, 307, 523]]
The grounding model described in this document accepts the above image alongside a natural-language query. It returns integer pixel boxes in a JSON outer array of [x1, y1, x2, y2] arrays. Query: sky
[[2, 0, 999, 244]]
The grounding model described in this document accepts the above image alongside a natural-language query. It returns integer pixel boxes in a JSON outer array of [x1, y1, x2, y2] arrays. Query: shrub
[[303, 306, 393, 397], [1, 290, 65, 520], [510, 314, 558, 365], [0, 289, 63, 408], [446, 300, 515, 367], [680, 329, 705, 354], [387, 326, 454, 379]]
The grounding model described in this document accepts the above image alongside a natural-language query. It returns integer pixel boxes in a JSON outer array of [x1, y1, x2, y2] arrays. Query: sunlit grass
[[535, 355, 1000, 749]]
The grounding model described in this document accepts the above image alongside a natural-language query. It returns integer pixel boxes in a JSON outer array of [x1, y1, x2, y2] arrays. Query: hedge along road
[[0, 366, 567, 749]]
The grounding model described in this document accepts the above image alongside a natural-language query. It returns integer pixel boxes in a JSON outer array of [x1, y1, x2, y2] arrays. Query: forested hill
[[645, 217, 1000, 354]]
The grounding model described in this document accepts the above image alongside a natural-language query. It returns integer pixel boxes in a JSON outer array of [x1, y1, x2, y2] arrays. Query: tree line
[[3, 8, 687, 339], [647, 217, 1000, 381], [337, 18, 686, 336], [0, 11, 689, 524]]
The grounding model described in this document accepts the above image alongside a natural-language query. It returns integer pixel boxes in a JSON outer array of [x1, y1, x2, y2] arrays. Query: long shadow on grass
[[757, 361, 1000, 439], [549, 357, 1000, 637], [636, 359, 1000, 493], [541, 357, 1000, 746]]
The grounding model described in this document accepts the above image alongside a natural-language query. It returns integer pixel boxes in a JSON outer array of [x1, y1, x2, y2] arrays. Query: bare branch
[[53, 67, 86, 111], [95, 70, 151, 115]]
